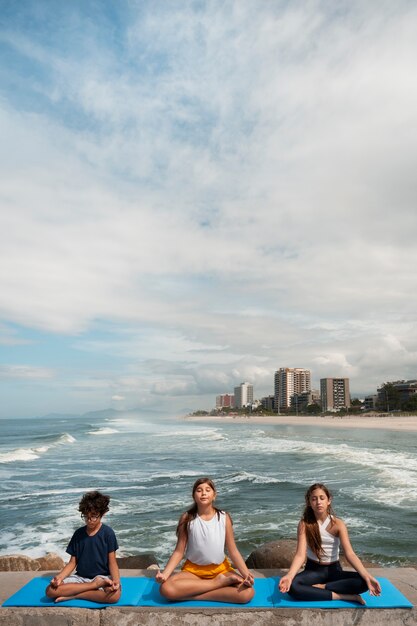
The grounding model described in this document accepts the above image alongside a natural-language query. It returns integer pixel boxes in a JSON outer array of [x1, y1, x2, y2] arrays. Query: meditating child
[[156, 477, 255, 603], [46, 490, 121, 603], [279, 483, 381, 604]]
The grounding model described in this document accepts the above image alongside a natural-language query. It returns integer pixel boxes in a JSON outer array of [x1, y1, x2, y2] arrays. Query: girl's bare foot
[[55, 595, 76, 603], [313, 583, 326, 589], [216, 572, 244, 587], [333, 592, 366, 605]]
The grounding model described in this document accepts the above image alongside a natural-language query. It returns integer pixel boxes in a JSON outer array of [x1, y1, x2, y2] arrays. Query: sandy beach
[[185, 413, 417, 431]]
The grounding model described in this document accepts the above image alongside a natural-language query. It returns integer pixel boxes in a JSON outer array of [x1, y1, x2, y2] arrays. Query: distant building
[[274, 368, 311, 411], [364, 395, 378, 411], [234, 382, 254, 408], [291, 389, 321, 412], [215, 394, 235, 410], [261, 395, 275, 411], [377, 380, 417, 410], [320, 378, 351, 412]]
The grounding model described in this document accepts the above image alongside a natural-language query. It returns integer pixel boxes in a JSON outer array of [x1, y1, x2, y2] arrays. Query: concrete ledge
[[0, 569, 415, 626]]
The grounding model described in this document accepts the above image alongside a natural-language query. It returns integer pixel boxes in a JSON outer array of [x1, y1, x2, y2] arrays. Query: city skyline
[[1, 2, 417, 418]]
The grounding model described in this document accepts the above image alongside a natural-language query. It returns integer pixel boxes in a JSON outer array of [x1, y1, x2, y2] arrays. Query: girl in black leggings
[[279, 483, 381, 604]]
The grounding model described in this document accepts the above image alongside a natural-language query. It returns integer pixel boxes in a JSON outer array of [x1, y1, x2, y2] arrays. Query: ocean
[[0, 413, 416, 568]]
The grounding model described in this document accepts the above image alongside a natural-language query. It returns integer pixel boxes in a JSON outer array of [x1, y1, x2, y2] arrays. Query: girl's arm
[[155, 515, 188, 583], [278, 521, 307, 593], [49, 556, 77, 588], [225, 514, 254, 586], [337, 519, 381, 596], [108, 551, 121, 591]]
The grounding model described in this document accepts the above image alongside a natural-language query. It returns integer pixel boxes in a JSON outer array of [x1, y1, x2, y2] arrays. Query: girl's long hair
[[302, 483, 335, 560], [176, 477, 223, 539]]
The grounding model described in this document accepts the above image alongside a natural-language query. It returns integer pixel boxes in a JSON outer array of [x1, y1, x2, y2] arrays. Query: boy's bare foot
[[94, 576, 111, 589], [313, 583, 326, 589]]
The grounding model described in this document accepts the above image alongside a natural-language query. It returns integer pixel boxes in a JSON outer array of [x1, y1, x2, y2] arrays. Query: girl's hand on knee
[[279, 575, 291, 593], [367, 576, 381, 596], [239, 572, 254, 588], [155, 570, 167, 584]]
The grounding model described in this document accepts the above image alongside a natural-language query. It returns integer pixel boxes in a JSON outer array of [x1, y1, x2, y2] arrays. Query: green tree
[[377, 383, 401, 411], [305, 403, 321, 414], [401, 394, 417, 411]]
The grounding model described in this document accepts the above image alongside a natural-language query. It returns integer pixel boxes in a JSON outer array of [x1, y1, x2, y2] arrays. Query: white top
[[185, 511, 226, 565], [306, 516, 340, 563]]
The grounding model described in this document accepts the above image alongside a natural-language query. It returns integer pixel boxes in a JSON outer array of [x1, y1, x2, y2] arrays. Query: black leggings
[[289, 559, 368, 601]]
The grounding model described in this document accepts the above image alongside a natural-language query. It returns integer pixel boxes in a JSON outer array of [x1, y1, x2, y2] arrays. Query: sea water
[[0, 413, 416, 567]]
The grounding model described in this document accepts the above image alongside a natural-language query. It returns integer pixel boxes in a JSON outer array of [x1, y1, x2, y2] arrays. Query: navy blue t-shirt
[[66, 523, 119, 578]]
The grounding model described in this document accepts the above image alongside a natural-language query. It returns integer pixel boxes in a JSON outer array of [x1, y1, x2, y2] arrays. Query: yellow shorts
[[181, 557, 234, 579]]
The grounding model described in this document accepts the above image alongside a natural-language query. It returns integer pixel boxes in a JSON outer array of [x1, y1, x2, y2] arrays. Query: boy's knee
[[107, 591, 121, 604], [45, 585, 58, 599]]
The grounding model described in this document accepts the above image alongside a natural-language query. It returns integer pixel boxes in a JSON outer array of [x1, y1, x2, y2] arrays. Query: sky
[[1, 0, 417, 418]]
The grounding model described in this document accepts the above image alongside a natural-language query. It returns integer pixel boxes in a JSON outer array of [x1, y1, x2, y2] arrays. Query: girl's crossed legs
[[290, 560, 368, 604], [160, 570, 254, 604]]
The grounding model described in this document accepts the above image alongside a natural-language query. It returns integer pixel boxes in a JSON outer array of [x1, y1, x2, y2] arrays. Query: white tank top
[[306, 516, 340, 563], [185, 511, 226, 565]]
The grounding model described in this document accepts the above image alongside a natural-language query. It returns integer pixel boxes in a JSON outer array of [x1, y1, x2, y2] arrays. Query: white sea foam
[[154, 428, 225, 441], [230, 435, 417, 497], [0, 432, 76, 464], [87, 427, 119, 435], [0, 448, 41, 463], [222, 471, 284, 485]]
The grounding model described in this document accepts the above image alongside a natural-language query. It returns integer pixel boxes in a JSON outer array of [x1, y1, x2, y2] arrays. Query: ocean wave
[[87, 427, 119, 436], [0, 432, 76, 464], [234, 436, 417, 493], [154, 428, 225, 441], [222, 471, 284, 485], [0, 448, 41, 463]]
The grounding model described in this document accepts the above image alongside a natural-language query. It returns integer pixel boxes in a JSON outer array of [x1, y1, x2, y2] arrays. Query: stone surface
[[0, 607, 100, 626], [116, 554, 159, 569], [246, 540, 297, 569], [100, 608, 416, 626], [0, 555, 40, 572], [34, 553, 65, 571]]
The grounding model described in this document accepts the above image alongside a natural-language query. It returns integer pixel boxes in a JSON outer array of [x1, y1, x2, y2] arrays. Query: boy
[[46, 491, 121, 603]]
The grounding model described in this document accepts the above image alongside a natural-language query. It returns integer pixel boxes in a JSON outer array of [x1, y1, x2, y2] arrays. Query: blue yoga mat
[[271, 577, 413, 609], [2, 576, 143, 608], [2, 576, 413, 609], [136, 576, 274, 607]]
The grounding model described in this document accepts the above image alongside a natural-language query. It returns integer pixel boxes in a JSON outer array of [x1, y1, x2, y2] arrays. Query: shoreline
[[184, 413, 417, 431]]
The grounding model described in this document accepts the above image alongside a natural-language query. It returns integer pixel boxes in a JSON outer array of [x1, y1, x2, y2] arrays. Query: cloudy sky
[[1, 0, 417, 418]]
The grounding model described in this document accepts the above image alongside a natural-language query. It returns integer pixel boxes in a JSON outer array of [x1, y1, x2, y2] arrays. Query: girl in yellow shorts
[[156, 477, 255, 603]]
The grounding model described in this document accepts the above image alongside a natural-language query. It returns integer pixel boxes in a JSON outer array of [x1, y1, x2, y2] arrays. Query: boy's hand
[[50, 576, 62, 589], [110, 580, 120, 591]]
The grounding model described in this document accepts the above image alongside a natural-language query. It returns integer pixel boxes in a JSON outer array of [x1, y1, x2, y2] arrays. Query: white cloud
[[0, 365, 54, 380], [1, 1, 417, 415]]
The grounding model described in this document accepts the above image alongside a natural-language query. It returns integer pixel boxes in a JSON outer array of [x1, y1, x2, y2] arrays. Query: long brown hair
[[302, 483, 335, 560], [176, 477, 223, 539]]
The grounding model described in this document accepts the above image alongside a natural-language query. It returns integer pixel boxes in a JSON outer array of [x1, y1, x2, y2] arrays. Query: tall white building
[[234, 382, 254, 408], [274, 368, 311, 411]]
